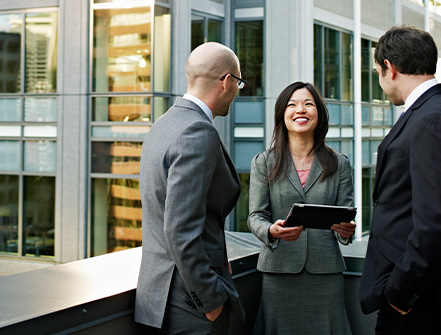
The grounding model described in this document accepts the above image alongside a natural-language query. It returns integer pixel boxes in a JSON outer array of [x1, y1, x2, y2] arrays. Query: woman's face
[[284, 88, 318, 138]]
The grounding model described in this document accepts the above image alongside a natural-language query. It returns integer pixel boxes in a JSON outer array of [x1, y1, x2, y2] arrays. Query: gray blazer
[[135, 98, 245, 328], [247, 150, 354, 274]]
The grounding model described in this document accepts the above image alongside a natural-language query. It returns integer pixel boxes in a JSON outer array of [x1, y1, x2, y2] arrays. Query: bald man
[[134, 42, 246, 334]]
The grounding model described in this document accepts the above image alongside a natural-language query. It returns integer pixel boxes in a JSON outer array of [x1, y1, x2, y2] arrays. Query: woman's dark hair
[[375, 25, 438, 76], [268, 81, 337, 182]]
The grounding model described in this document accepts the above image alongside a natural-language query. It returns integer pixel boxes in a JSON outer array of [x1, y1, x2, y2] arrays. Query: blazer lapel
[[285, 151, 306, 200], [303, 156, 322, 194]]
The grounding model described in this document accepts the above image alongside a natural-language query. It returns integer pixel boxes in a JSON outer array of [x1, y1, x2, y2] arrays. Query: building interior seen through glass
[[0, 10, 57, 258], [90, 3, 170, 256]]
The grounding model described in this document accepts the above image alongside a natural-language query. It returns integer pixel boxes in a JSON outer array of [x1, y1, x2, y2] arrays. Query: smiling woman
[[247, 81, 356, 335]]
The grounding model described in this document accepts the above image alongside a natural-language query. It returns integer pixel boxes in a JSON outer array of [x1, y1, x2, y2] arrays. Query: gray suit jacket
[[248, 150, 354, 274], [135, 98, 245, 328]]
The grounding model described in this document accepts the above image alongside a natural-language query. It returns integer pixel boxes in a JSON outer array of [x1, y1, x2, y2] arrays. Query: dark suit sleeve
[[163, 120, 228, 314], [384, 112, 441, 310]]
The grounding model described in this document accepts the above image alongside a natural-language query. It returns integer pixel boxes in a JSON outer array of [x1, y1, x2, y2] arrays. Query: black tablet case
[[285, 203, 357, 229]]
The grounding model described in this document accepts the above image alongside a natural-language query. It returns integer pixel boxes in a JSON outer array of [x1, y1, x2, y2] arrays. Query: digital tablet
[[285, 203, 357, 229]]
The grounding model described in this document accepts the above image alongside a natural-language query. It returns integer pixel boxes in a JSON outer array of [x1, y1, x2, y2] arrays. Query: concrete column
[[353, 0, 362, 239]]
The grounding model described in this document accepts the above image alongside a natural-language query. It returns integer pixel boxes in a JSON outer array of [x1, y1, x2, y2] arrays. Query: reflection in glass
[[153, 96, 169, 121], [235, 173, 250, 232], [362, 167, 373, 232], [208, 18, 222, 43], [0, 140, 20, 171], [341, 32, 352, 101], [341, 104, 353, 125], [371, 42, 383, 102], [361, 39, 370, 102], [93, 96, 151, 122], [92, 178, 142, 256], [191, 14, 204, 51], [24, 98, 57, 122], [324, 28, 340, 99], [235, 20, 263, 96], [93, 6, 152, 92], [153, 6, 171, 93], [0, 14, 22, 93], [314, 24, 323, 93], [0, 175, 19, 254], [23, 176, 55, 257], [25, 12, 58, 93], [0, 98, 21, 121], [92, 126, 150, 138], [24, 140, 57, 172], [92, 141, 142, 174]]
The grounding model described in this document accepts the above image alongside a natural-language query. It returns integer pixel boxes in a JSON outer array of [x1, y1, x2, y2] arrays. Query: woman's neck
[[288, 134, 314, 170]]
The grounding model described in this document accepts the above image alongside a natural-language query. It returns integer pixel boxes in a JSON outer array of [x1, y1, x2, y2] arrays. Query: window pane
[[25, 12, 57, 93], [91, 126, 150, 138], [341, 32, 352, 101], [24, 98, 57, 122], [362, 105, 370, 125], [327, 103, 341, 124], [234, 100, 264, 123], [207, 19, 222, 43], [361, 39, 370, 102], [314, 24, 323, 92], [324, 28, 340, 99], [384, 107, 393, 125], [371, 106, 384, 125], [340, 139, 354, 165], [371, 140, 381, 164], [0, 175, 19, 254], [153, 6, 170, 92], [24, 140, 57, 172], [234, 141, 263, 171], [93, 7, 152, 92], [235, 173, 250, 232], [92, 141, 142, 174], [23, 176, 55, 257], [91, 178, 141, 256], [341, 104, 353, 125], [93, 96, 151, 122], [0, 14, 22, 93], [0, 140, 20, 171], [362, 167, 372, 232], [235, 20, 263, 97], [191, 14, 204, 51], [23, 125, 57, 137], [371, 42, 383, 102], [0, 98, 21, 122], [362, 140, 370, 165], [153, 96, 169, 121]]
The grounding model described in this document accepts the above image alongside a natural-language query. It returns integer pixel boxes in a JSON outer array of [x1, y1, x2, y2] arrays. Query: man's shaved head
[[185, 42, 240, 91]]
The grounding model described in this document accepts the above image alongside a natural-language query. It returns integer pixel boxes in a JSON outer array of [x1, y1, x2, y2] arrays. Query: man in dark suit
[[134, 42, 245, 334], [359, 25, 441, 334]]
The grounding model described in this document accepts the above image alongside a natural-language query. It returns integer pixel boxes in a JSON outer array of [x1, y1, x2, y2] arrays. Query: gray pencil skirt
[[253, 269, 351, 335]]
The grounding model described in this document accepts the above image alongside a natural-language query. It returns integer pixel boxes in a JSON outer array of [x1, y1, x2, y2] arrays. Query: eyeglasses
[[219, 73, 247, 89]]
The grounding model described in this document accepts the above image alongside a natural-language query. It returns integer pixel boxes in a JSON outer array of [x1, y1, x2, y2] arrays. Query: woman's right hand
[[269, 219, 303, 241]]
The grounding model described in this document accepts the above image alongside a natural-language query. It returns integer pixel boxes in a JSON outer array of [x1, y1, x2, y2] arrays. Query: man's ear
[[384, 59, 398, 80]]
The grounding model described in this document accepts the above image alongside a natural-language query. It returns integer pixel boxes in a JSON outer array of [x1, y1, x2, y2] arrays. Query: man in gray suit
[[135, 42, 246, 334]]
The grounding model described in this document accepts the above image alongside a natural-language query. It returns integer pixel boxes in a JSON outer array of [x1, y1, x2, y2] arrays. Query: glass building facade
[[1, 0, 441, 275]]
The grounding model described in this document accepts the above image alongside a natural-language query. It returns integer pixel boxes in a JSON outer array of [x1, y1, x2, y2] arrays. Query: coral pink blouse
[[297, 169, 310, 188]]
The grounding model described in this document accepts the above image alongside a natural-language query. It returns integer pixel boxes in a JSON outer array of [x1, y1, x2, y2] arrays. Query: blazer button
[[373, 200, 378, 207]]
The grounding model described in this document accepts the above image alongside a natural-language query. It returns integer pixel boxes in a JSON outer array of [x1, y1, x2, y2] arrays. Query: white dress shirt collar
[[404, 78, 438, 113], [183, 93, 213, 123]]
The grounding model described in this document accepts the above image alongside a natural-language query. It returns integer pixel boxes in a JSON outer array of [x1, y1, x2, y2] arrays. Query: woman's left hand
[[331, 221, 356, 238]]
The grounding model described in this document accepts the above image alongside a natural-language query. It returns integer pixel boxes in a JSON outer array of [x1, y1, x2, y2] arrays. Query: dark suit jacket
[[134, 98, 244, 328], [360, 84, 441, 317]]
